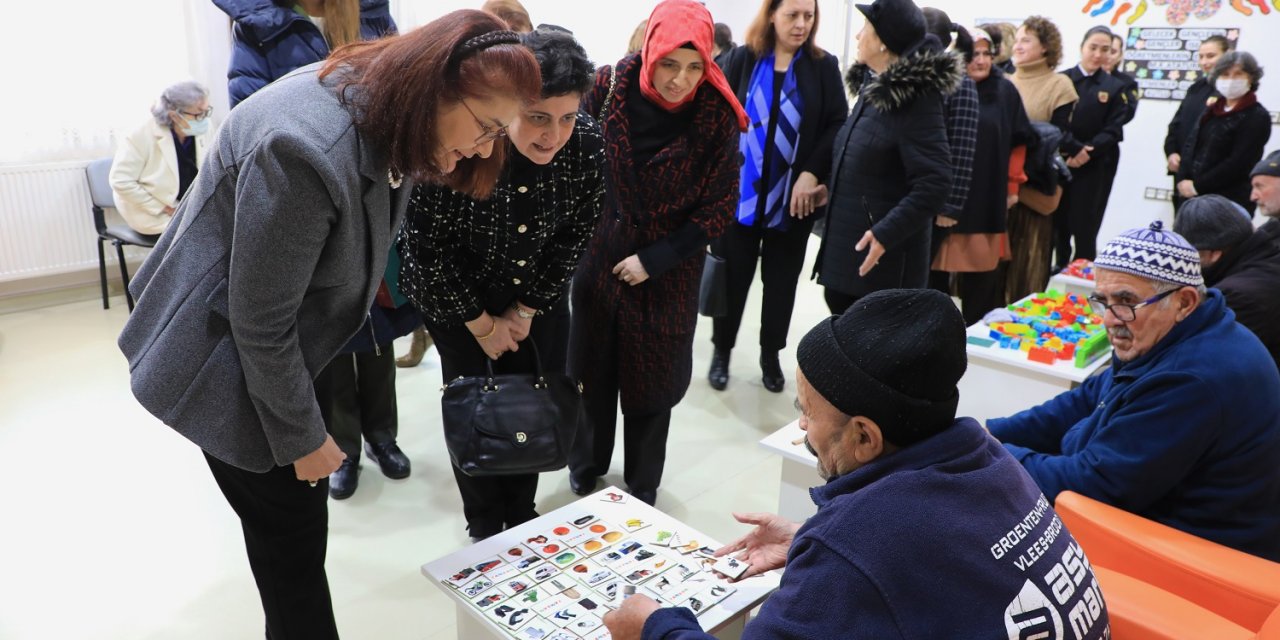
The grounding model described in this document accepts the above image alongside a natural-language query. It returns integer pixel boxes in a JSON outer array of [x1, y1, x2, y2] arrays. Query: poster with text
[[1123, 26, 1240, 101]]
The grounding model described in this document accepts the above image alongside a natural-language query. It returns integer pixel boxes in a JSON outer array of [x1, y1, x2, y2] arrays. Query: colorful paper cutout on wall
[[1086, 0, 1276, 25]]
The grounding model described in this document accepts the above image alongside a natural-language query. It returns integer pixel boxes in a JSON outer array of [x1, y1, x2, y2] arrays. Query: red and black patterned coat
[[570, 54, 740, 415]]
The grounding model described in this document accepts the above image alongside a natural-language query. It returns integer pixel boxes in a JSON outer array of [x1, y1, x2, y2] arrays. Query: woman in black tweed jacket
[[398, 28, 604, 540]]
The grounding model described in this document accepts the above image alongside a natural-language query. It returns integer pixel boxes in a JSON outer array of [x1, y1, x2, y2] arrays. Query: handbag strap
[[482, 338, 547, 391]]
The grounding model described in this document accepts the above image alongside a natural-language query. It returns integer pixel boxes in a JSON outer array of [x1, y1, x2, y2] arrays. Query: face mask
[[1215, 78, 1250, 100], [179, 117, 210, 136]]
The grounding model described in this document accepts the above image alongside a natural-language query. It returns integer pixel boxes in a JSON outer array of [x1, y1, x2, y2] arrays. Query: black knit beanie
[[856, 0, 927, 57], [1174, 195, 1254, 251], [796, 289, 967, 447]]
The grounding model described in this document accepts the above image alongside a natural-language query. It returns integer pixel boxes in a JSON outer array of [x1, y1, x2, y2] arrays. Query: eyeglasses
[[1087, 288, 1179, 322], [461, 99, 508, 145], [178, 107, 213, 121]]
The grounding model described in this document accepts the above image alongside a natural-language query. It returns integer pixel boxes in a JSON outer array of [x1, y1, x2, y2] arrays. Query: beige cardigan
[[109, 118, 207, 235], [1010, 58, 1078, 122]]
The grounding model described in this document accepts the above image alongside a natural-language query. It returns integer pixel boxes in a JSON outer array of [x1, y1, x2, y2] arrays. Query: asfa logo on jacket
[[1003, 541, 1110, 640]]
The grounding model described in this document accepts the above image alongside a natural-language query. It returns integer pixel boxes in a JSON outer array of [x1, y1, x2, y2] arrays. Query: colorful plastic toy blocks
[[984, 290, 1110, 368], [1061, 259, 1095, 281]]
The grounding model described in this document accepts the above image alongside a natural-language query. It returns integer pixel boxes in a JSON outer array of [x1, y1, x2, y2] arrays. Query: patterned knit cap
[[1094, 220, 1203, 287]]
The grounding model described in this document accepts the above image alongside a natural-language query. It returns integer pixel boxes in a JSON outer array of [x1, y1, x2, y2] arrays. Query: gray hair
[[1152, 279, 1207, 308], [1210, 51, 1264, 92], [150, 81, 210, 127]]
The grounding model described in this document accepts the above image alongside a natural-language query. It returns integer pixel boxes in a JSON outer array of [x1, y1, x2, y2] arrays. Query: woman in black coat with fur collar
[[814, 0, 958, 313]]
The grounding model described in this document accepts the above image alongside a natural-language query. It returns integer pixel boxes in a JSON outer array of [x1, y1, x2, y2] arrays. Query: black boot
[[364, 440, 411, 479], [708, 348, 730, 391], [569, 471, 598, 496], [761, 351, 785, 393], [329, 458, 359, 500]]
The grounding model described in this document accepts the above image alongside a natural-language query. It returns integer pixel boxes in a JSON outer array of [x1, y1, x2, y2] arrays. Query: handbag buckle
[[534, 376, 547, 390], [483, 378, 499, 393], [516, 432, 527, 443]]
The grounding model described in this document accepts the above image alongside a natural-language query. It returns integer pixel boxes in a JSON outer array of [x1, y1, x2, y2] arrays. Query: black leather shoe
[[628, 487, 657, 506], [708, 349, 730, 391], [364, 440, 411, 479], [761, 351, 785, 393], [569, 472, 598, 496], [329, 459, 359, 500]]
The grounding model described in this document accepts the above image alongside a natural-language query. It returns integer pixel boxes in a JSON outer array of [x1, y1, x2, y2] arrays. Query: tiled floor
[[0, 241, 833, 640]]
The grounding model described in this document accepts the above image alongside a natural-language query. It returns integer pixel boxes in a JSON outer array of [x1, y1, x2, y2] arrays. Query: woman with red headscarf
[[568, 0, 747, 506]]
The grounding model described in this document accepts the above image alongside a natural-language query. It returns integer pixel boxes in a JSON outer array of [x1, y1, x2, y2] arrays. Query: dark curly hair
[[522, 26, 594, 98], [1021, 15, 1064, 70], [1211, 50, 1264, 92]]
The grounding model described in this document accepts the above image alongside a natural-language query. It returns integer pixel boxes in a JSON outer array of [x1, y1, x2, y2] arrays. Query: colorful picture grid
[[440, 516, 742, 638]]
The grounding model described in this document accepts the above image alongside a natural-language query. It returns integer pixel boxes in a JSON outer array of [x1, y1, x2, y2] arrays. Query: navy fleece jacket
[[642, 419, 1110, 640], [990, 289, 1280, 561]]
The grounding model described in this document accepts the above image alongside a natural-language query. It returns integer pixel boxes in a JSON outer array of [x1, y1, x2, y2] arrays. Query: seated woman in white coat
[[109, 81, 210, 236]]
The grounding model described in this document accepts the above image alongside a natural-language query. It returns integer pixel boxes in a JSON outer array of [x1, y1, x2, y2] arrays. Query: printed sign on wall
[[1122, 26, 1239, 100]]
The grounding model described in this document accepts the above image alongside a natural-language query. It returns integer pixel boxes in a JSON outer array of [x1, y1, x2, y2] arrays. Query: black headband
[[457, 30, 522, 58]]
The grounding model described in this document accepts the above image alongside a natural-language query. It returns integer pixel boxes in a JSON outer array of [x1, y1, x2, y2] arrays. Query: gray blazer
[[119, 63, 412, 473]]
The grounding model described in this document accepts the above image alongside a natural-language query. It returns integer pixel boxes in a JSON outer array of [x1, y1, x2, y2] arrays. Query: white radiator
[[0, 161, 148, 284]]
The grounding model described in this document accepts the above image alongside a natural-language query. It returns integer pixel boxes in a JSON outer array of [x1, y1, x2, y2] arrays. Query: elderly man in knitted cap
[[1252, 149, 1280, 219], [990, 221, 1280, 561], [1174, 195, 1280, 369], [606, 289, 1110, 640]]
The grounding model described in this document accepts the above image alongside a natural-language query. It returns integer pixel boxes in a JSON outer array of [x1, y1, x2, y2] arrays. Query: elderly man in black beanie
[[1252, 149, 1280, 219], [1174, 195, 1280, 369], [604, 289, 1110, 640]]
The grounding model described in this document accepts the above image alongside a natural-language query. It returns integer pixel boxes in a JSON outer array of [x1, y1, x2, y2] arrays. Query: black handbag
[[441, 341, 583, 477], [699, 251, 728, 318]]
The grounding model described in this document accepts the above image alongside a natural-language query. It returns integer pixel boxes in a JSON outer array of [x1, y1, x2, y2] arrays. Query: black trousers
[[569, 318, 672, 495], [315, 345, 398, 461], [1054, 156, 1116, 266], [424, 305, 568, 538], [204, 453, 337, 640], [931, 265, 1005, 327], [711, 219, 815, 352]]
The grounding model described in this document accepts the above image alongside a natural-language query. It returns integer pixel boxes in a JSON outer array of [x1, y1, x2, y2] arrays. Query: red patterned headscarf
[[639, 0, 748, 131]]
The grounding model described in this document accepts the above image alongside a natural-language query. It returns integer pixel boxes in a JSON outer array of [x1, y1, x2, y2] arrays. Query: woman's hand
[[1177, 179, 1198, 198], [162, 205, 176, 215], [935, 215, 958, 228], [856, 230, 886, 277], [712, 512, 800, 580], [294, 435, 346, 484], [467, 313, 519, 360], [1167, 153, 1181, 173], [500, 305, 535, 342], [612, 255, 649, 286], [1066, 146, 1092, 169], [1006, 194, 1019, 210], [789, 171, 829, 219]]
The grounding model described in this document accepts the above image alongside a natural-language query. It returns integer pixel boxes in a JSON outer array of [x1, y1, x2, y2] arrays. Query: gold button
[[513, 278, 522, 285], [517, 186, 528, 193], [516, 260, 527, 267], [517, 224, 528, 233]]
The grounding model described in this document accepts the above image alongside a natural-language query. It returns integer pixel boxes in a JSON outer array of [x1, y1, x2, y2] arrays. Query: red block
[[1028, 347, 1057, 364], [1064, 343, 1077, 357]]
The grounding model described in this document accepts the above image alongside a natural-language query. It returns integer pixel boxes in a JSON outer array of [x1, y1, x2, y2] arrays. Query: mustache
[[1109, 326, 1134, 341], [803, 437, 818, 458]]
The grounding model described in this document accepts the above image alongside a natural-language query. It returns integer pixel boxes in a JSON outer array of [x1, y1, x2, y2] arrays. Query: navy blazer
[[214, 0, 397, 108]]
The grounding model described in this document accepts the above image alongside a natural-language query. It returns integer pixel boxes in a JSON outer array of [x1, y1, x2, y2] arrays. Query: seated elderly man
[[990, 221, 1280, 561], [1174, 195, 1280, 369], [606, 290, 1110, 640]]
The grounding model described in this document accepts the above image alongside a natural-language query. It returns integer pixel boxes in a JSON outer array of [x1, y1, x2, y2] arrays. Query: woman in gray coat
[[117, 11, 540, 638]]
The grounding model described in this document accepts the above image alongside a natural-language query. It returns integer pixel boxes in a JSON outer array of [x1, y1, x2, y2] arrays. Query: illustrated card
[[547, 602, 589, 628], [675, 539, 703, 555], [565, 613, 604, 635], [568, 513, 601, 529], [711, 555, 751, 580], [486, 601, 535, 632], [497, 575, 536, 597], [550, 549, 580, 568], [557, 528, 596, 547], [513, 555, 546, 572], [527, 563, 560, 584], [510, 616, 556, 640], [650, 529, 677, 547], [529, 592, 574, 618], [580, 627, 612, 640], [565, 559, 604, 581], [531, 540, 571, 560], [445, 566, 479, 588], [485, 562, 521, 584], [621, 517, 651, 533], [471, 587, 505, 610], [543, 632, 578, 640], [541, 575, 586, 599], [460, 574, 496, 599], [472, 556, 507, 573], [597, 489, 629, 504], [513, 587, 547, 606]]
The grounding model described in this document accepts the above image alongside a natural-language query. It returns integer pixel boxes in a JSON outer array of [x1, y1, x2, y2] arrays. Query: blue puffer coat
[[213, 0, 396, 108]]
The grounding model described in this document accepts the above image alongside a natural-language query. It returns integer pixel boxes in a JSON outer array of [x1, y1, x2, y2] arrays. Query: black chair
[[85, 157, 159, 311]]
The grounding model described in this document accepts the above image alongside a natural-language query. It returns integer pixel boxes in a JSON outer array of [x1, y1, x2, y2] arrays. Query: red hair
[[321, 10, 541, 199]]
